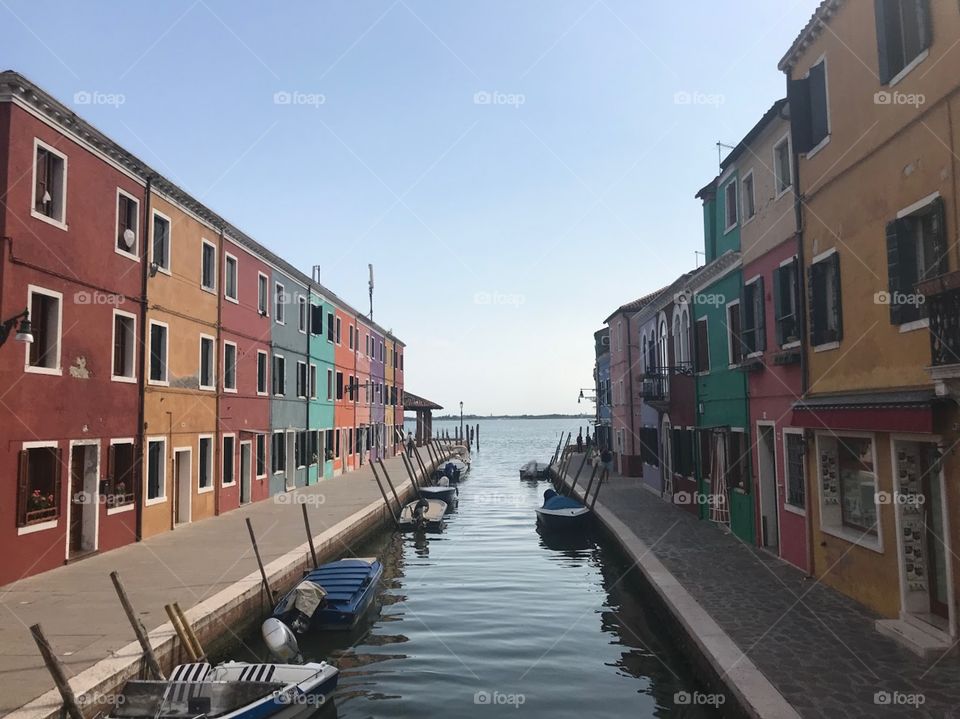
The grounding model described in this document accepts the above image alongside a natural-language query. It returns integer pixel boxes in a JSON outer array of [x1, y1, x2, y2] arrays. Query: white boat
[[535, 488, 591, 531], [398, 497, 447, 530], [419, 475, 458, 507], [519, 460, 548, 479], [107, 659, 338, 719]]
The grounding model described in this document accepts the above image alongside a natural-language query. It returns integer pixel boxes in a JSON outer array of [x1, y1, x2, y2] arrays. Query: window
[[672, 429, 695, 478], [809, 251, 843, 346], [273, 355, 286, 396], [224, 254, 238, 302], [17, 444, 61, 527], [257, 350, 268, 395], [27, 286, 62, 373], [741, 279, 765, 355], [789, 58, 829, 153], [256, 433, 266, 477], [785, 431, 805, 510], [327, 369, 333, 400], [201, 241, 216, 291], [349, 375, 356, 402], [146, 438, 165, 502], [32, 140, 66, 226], [151, 211, 171, 273], [875, 0, 930, 85], [379, 342, 384, 361], [296, 361, 307, 398], [325, 429, 334, 461], [275, 283, 285, 324], [326, 312, 335, 342], [727, 302, 743, 365], [296, 431, 308, 468], [112, 311, 136, 381], [311, 304, 323, 335], [223, 342, 237, 392], [819, 434, 877, 536], [349, 325, 355, 350], [149, 321, 168, 384], [106, 441, 135, 508], [272, 432, 286, 473], [335, 317, 342, 344], [774, 259, 801, 346], [199, 335, 215, 390], [335, 429, 341, 458], [222, 435, 235, 485], [309, 364, 317, 399], [886, 195, 946, 325], [298, 296, 307, 333], [365, 334, 370, 356], [741, 172, 755, 221], [694, 318, 709, 373], [698, 429, 713, 484], [116, 190, 139, 258], [639, 427, 659, 467], [727, 431, 749, 492], [198, 437, 213, 490], [773, 136, 792, 195], [336, 371, 344, 400], [724, 180, 737, 232], [257, 273, 269, 316]]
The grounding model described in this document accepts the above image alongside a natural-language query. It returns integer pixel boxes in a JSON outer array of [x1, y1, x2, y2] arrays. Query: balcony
[[641, 363, 693, 404], [919, 271, 960, 396]]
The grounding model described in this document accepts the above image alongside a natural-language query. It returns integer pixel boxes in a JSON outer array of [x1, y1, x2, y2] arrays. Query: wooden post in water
[[476, 424, 480, 451], [245, 518, 274, 603], [590, 468, 608, 509], [164, 604, 200, 662], [377, 459, 404, 508], [399, 450, 421, 493], [371, 461, 402, 528], [566, 452, 588, 495], [173, 603, 205, 660], [412, 444, 430, 481], [111, 571, 165, 680], [30, 624, 84, 719], [301, 504, 318, 569], [572, 462, 597, 499]]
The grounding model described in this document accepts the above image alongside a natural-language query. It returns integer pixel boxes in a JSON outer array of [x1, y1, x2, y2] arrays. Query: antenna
[[368, 264, 374, 321], [694, 250, 705, 268], [716, 141, 736, 170]]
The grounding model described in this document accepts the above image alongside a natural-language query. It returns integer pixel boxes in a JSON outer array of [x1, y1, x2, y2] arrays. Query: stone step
[[875, 618, 953, 660]]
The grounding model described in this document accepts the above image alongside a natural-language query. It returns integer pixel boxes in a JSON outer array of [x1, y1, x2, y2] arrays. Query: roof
[[632, 268, 701, 325], [720, 99, 788, 171], [688, 250, 741, 294], [0, 70, 403, 344], [603, 286, 670, 325], [402, 391, 443, 411], [695, 176, 717, 201], [778, 0, 843, 72]]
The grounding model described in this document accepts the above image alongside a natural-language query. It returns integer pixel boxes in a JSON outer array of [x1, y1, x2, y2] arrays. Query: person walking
[[406, 431, 415, 457], [576, 431, 584, 453], [600, 445, 613, 476]]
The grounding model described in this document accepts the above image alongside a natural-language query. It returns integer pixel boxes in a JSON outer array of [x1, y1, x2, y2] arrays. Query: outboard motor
[[261, 617, 303, 663], [413, 498, 429, 528]]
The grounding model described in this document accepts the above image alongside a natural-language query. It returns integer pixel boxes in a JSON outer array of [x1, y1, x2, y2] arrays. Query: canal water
[[227, 418, 722, 718]]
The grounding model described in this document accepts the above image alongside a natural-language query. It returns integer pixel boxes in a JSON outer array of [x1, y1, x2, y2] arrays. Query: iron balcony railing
[[641, 363, 693, 402], [922, 271, 960, 367]]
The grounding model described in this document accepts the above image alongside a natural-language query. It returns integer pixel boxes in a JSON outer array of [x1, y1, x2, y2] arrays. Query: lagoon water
[[228, 418, 721, 718]]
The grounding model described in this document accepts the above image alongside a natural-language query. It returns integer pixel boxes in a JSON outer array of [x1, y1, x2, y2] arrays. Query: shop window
[[785, 432, 805, 509], [819, 435, 878, 537], [17, 445, 61, 526]]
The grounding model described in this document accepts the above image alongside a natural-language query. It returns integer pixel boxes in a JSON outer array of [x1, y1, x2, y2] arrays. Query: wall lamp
[[0, 308, 33, 348]]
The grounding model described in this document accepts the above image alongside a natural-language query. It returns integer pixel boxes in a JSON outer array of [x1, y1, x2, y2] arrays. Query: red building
[[0, 76, 144, 584]]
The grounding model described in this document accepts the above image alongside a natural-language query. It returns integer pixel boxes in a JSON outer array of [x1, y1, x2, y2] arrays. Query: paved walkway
[[0, 451, 427, 714], [559, 453, 960, 719]]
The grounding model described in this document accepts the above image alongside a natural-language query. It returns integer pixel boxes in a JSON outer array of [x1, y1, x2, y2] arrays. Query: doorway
[[660, 417, 673, 497], [757, 423, 779, 552], [68, 442, 99, 558], [285, 431, 295, 491], [174, 448, 191, 526], [240, 441, 252, 504]]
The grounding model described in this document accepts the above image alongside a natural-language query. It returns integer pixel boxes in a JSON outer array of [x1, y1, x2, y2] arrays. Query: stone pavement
[[559, 453, 960, 719], [0, 450, 429, 715]]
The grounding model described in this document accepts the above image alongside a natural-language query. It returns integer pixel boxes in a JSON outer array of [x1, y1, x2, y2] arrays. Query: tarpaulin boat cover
[[542, 489, 584, 511], [277, 580, 327, 618]]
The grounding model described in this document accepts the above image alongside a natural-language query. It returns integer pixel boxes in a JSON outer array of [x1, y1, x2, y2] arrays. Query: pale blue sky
[[4, 0, 819, 414]]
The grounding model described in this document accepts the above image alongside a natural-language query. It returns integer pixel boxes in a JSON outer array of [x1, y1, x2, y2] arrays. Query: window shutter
[[107, 443, 117, 496], [831, 253, 843, 341], [874, 0, 891, 84], [808, 264, 821, 346], [16, 450, 30, 527], [772, 267, 783, 346], [808, 62, 828, 146], [35, 149, 49, 212], [930, 196, 948, 277], [53, 448, 63, 520], [755, 277, 766, 352], [788, 77, 813, 153], [917, 0, 932, 54], [885, 220, 904, 325]]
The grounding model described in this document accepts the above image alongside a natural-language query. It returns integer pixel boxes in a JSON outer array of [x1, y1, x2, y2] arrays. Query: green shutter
[[885, 219, 903, 325], [831, 253, 843, 341], [772, 266, 783, 346], [755, 277, 766, 352]]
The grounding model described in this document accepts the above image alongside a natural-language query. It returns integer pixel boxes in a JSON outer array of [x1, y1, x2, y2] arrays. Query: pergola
[[403, 391, 443, 445]]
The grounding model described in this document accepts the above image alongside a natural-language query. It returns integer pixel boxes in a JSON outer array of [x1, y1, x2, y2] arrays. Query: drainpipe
[[214, 227, 224, 516], [135, 176, 153, 542]]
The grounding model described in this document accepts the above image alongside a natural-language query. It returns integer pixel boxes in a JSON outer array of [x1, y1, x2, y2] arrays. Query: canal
[[226, 418, 722, 717]]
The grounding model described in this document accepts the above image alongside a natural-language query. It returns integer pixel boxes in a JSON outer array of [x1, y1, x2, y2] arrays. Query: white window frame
[[144, 436, 167, 506], [197, 434, 214, 494], [200, 239, 217, 293], [256, 433, 268, 479], [106, 438, 137, 516], [221, 433, 236, 486], [741, 169, 756, 223], [335, 317, 342, 345], [150, 209, 172, 275], [272, 430, 286, 474], [114, 188, 140, 261], [810, 247, 840, 352], [16, 440, 61, 535], [256, 349, 269, 396], [223, 340, 238, 393], [30, 138, 68, 230], [257, 272, 269, 317], [275, 282, 286, 325], [726, 299, 742, 367], [773, 132, 793, 198], [25, 285, 64, 376], [695, 316, 710, 375], [297, 295, 307, 334], [742, 276, 764, 359], [296, 361, 307, 399], [147, 319, 169, 386], [274, 353, 286, 397], [815, 430, 882, 552], [111, 308, 137, 383], [723, 179, 738, 234], [782, 428, 806, 516], [309, 363, 318, 399], [224, 252, 239, 303], [327, 368, 334, 401], [199, 334, 216, 391]]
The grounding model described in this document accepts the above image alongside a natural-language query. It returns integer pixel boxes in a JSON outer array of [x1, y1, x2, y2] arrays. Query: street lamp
[[0, 309, 33, 348]]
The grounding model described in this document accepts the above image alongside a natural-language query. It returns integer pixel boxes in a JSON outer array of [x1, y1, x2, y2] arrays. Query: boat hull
[[535, 506, 592, 531], [420, 485, 458, 507], [273, 559, 382, 633]]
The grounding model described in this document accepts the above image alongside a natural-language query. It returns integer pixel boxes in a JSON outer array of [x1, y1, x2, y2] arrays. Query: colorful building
[[308, 283, 335, 482], [593, 328, 611, 450], [333, 306, 356, 474]]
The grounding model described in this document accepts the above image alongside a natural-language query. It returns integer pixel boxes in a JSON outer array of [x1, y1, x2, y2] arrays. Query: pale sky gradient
[[4, 0, 820, 414]]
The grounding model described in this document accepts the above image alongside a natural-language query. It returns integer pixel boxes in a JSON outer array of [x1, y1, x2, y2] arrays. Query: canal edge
[[8, 480, 414, 719], [557, 468, 801, 719]]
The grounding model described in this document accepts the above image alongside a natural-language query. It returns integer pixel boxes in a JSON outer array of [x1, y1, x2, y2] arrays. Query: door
[[660, 418, 673, 497], [757, 425, 779, 551], [285, 431, 295, 490], [174, 449, 191, 525], [69, 444, 98, 557], [240, 442, 252, 504]]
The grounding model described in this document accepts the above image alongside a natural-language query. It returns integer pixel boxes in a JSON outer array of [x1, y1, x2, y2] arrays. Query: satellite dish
[[122, 228, 136, 249]]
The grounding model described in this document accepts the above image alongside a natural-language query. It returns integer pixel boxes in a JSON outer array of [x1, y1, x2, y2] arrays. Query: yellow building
[[781, 0, 960, 655]]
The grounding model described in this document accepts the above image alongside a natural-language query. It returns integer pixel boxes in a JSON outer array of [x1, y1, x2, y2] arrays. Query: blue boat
[[535, 488, 591, 531], [272, 557, 383, 633]]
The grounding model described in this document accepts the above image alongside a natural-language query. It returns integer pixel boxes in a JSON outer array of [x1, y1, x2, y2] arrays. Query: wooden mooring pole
[[30, 624, 84, 719], [566, 453, 588, 495], [371, 461, 402, 528], [378, 458, 404, 507], [245, 517, 275, 603], [301, 504, 318, 569], [572, 462, 597, 499], [476, 424, 480, 451], [110, 571, 165, 679]]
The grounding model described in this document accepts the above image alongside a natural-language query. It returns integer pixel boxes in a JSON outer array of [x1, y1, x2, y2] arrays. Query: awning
[[791, 390, 937, 433]]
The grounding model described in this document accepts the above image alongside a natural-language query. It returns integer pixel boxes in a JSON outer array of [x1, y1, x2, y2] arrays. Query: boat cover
[[276, 580, 327, 618], [542, 488, 584, 511]]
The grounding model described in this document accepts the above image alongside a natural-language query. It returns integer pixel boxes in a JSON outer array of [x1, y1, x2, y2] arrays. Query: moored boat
[[535, 488, 591, 531], [398, 497, 447, 530], [419, 475, 458, 507], [519, 460, 548, 479]]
